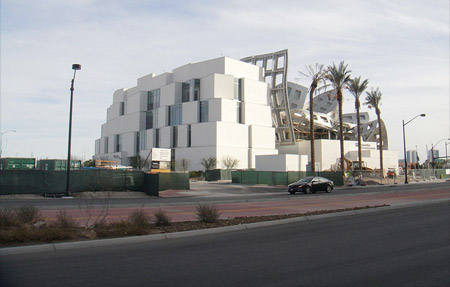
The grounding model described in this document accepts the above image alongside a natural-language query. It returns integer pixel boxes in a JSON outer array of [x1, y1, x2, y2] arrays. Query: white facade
[[95, 57, 278, 171], [279, 139, 399, 173]]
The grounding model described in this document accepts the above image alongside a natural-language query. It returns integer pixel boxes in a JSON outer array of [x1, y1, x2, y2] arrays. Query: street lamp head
[[420, 114, 426, 117], [72, 64, 81, 70]]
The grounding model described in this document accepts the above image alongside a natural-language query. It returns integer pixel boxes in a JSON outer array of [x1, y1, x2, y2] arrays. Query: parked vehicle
[[288, 176, 334, 194]]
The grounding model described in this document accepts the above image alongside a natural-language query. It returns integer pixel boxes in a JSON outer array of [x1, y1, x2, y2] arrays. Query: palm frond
[[364, 87, 382, 108], [348, 76, 369, 99]]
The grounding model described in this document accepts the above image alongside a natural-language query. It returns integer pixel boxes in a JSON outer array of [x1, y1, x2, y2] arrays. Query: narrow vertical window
[[154, 129, 160, 148], [187, 125, 191, 147], [200, 101, 208, 123], [182, 82, 190, 102], [234, 78, 242, 101], [194, 79, 200, 101], [146, 111, 154, 129], [147, 89, 160, 111], [172, 126, 178, 148], [169, 104, 182, 126], [120, 102, 125, 116], [135, 132, 140, 155], [139, 130, 146, 151], [237, 102, 243, 124], [104, 137, 109, 153], [115, 135, 122, 152]]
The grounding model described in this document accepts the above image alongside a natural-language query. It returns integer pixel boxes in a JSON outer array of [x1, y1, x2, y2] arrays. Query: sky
[[1, 0, 449, 163]]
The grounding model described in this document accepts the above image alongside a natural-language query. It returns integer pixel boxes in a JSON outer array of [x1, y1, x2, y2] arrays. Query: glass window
[[172, 126, 178, 148], [169, 104, 182, 126], [115, 134, 122, 152], [182, 82, 190, 102], [154, 129, 159, 148], [139, 130, 146, 151], [146, 110, 157, 130], [147, 89, 160, 111], [182, 79, 200, 102], [237, 102, 243, 124], [200, 101, 208, 123], [234, 78, 242, 101], [120, 102, 125, 116], [194, 79, 200, 101], [104, 137, 108, 153], [187, 125, 191, 147], [135, 132, 140, 154]]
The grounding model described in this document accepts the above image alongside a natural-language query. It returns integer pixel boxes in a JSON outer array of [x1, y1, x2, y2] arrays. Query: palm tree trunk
[[356, 99, 362, 171], [309, 85, 316, 173], [337, 89, 345, 172], [376, 110, 384, 178]]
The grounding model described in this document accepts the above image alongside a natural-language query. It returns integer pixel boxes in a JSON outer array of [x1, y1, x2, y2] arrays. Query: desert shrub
[[0, 208, 18, 228], [95, 220, 148, 238], [196, 204, 221, 223], [15, 206, 42, 224], [52, 210, 77, 229], [0, 226, 74, 245], [129, 209, 151, 229], [153, 209, 171, 226]]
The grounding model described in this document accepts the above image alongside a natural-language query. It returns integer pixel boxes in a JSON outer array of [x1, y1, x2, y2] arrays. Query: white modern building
[[94, 57, 278, 171], [95, 52, 398, 173]]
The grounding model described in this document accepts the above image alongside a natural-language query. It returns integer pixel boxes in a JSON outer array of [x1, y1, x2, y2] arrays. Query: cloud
[[1, 0, 448, 162]]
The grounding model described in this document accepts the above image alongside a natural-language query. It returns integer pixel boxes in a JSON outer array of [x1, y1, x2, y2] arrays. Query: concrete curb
[[1, 199, 448, 256]]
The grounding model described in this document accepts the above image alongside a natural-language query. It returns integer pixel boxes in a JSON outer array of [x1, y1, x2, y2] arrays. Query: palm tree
[[348, 76, 369, 172], [299, 64, 328, 173], [364, 88, 384, 177], [326, 61, 351, 173]]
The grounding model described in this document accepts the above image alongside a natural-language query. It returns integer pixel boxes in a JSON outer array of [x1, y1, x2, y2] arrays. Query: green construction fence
[[0, 170, 190, 196], [232, 170, 344, 186]]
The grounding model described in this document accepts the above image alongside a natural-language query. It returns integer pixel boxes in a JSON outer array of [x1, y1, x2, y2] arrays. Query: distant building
[[428, 149, 439, 161], [406, 150, 418, 164]]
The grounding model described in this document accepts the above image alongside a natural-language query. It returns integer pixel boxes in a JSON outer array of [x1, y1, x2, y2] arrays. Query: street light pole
[[66, 64, 81, 197], [402, 114, 426, 184]]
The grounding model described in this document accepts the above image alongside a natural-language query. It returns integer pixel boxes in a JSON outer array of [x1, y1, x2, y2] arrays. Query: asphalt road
[[1, 202, 449, 287], [1, 181, 449, 209]]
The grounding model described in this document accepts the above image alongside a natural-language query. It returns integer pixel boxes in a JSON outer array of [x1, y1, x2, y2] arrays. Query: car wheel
[[326, 185, 332, 193], [304, 186, 311, 194], [289, 190, 295, 195]]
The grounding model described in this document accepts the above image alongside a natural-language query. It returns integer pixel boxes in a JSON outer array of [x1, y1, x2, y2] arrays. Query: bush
[[15, 206, 42, 224], [52, 210, 77, 229], [153, 209, 171, 226], [0, 208, 17, 228], [129, 209, 151, 229], [196, 204, 221, 223]]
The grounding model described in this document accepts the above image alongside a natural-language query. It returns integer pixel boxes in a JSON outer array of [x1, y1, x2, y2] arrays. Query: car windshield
[[298, 177, 314, 183]]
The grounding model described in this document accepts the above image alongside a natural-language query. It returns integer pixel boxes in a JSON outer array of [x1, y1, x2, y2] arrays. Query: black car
[[288, 176, 334, 194]]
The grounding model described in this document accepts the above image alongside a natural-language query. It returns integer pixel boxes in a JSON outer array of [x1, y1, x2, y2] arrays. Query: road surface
[[1, 201, 449, 286]]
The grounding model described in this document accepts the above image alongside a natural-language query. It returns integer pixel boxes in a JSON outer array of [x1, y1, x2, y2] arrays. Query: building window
[[171, 126, 178, 148], [187, 125, 191, 147], [139, 130, 146, 151], [154, 129, 160, 148], [146, 110, 158, 129], [120, 102, 125, 116], [135, 132, 140, 155], [200, 101, 208, 123], [237, 102, 243, 124], [182, 79, 200, 102], [168, 104, 182, 126], [104, 137, 108, 153], [147, 89, 160, 111], [234, 78, 242, 101], [115, 135, 122, 152]]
